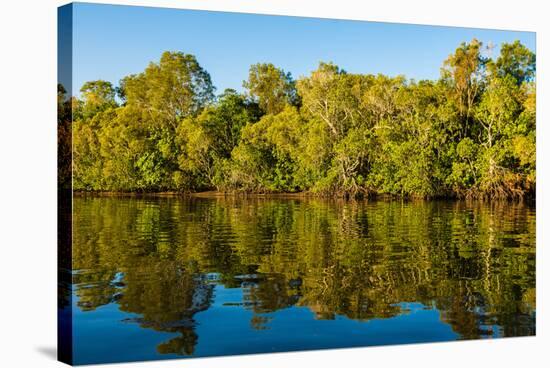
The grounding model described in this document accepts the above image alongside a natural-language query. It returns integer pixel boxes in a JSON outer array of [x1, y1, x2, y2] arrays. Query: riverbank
[[72, 190, 535, 202], [74, 190, 312, 199]]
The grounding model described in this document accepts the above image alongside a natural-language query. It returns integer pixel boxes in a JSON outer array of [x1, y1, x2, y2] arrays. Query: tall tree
[[123, 51, 215, 128], [79, 80, 117, 118], [495, 40, 536, 85], [243, 63, 298, 115], [441, 39, 489, 138]]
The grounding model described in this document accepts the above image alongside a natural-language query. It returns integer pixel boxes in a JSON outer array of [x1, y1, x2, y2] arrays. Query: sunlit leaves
[[69, 40, 535, 199], [244, 63, 298, 115]]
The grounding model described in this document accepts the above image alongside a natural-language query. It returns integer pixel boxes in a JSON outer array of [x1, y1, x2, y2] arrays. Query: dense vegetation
[[62, 39, 536, 198]]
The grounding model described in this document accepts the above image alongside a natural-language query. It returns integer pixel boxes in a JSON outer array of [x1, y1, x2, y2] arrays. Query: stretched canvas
[[58, 2, 536, 366]]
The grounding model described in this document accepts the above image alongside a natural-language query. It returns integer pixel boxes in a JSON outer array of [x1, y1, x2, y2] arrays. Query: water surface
[[68, 196, 536, 365]]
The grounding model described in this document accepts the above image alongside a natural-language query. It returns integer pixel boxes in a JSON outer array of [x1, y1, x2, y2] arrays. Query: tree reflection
[[72, 196, 536, 354]]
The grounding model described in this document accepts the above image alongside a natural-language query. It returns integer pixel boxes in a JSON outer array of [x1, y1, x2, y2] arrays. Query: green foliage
[[228, 106, 303, 192], [122, 51, 215, 127], [79, 80, 117, 119], [495, 40, 536, 85], [243, 63, 298, 114], [58, 84, 73, 190], [71, 40, 536, 199]]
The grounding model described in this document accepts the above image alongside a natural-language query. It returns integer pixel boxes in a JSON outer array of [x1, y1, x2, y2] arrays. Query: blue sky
[[70, 2, 535, 96]]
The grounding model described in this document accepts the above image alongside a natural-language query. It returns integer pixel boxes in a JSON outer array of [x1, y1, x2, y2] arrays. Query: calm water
[[66, 196, 536, 365]]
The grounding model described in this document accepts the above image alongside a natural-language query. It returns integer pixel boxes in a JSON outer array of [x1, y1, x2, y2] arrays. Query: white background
[[0, 0, 547, 367]]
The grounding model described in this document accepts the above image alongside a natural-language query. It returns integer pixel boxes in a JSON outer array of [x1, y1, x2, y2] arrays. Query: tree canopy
[[67, 41, 536, 199]]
